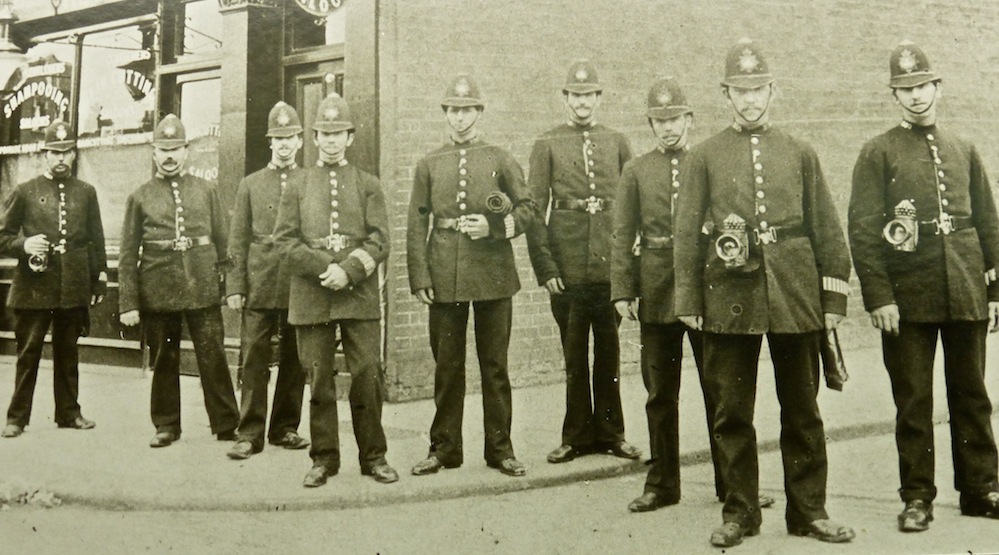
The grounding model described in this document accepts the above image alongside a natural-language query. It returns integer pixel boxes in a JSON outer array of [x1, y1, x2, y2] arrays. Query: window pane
[[77, 24, 157, 144], [287, 6, 346, 52], [0, 41, 75, 149], [180, 0, 223, 59], [179, 76, 220, 184]]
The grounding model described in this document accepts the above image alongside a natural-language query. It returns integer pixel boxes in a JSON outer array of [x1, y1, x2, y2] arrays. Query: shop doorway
[[284, 60, 343, 168]]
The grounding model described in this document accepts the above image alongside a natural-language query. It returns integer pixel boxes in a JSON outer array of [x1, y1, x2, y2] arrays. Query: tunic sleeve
[[406, 158, 434, 293], [525, 138, 560, 284], [848, 141, 895, 311], [610, 161, 640, 302]]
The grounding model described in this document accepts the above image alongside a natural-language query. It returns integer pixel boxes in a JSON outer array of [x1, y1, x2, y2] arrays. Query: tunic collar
[[899, 120, 937, 132], [316, 159, 348, 168], [657, 144, 690, 155], [731, 121, 771, 134], [268, 161, 298, 171], [155, 169, 187, 180]]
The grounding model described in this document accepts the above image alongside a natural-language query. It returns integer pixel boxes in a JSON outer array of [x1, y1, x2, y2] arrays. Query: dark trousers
[[144, 307, 239, 435], [6, 307, 88, 427], [427, 298, 515, 466], [297, 319, 387, 472], [882, 321, 999, 503], [640, 323, 719, 499], [236, 309, 305, 449], [704, 332, 829, 530], [550, 284, 625, 447]]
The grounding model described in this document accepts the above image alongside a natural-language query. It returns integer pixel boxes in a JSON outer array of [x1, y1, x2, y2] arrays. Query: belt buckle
[[173, 236, 193, 251], [585, 196, 601, 215], [325, 234, 347, 252], [753, 227, 777, 245], [934, 214, 954, 235]]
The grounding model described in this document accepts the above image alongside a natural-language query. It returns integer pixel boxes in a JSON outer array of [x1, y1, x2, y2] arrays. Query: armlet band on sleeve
[[348, 248, 377, 276], [822, 276, 850, 295], [504, 214, 515, 239]]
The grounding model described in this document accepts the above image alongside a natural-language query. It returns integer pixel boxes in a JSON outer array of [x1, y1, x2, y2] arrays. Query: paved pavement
[[0, 332, 996, 512]]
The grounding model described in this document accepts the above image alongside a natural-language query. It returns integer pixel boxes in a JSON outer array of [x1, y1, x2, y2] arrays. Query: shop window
[[285, 4, 346, 52], [0, 40, 74, 150], [77, 24, 157, 145], [177, 72, 221, 185]]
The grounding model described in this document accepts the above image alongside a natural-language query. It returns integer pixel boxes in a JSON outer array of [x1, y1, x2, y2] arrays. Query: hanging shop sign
[[295, 0, 345, 16], [118, 49, 155, 101]]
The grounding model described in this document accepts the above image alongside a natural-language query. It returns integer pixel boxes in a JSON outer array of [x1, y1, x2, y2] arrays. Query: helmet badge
[[897, 49, 918, 73], [738, 48, 760, 73]]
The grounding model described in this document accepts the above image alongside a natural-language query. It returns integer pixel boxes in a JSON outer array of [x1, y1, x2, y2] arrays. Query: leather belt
[[435, 217, 461, 231], [553, 197, 613, 214], [641, 236, 673, 249], [143, 236, 212, 252], [751, 225, 806, 245], [918, 216, 973, 236], [307, 234, 361, 252], [48, 243, 87, 255]]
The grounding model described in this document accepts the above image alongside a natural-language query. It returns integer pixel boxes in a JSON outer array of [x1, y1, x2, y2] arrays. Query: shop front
[[0, 0, 377, 376]]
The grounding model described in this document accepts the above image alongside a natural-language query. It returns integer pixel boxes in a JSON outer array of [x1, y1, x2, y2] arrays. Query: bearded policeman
[[273, 93, 397, 487], [225, 102, 309, 460], [119, 114, 239, 448], [673, 39, 854, 547], [849, 41, 999, 532], [407, 75, 535, 478], [527, 60, 641, 465], [0, 120, 107, 438]]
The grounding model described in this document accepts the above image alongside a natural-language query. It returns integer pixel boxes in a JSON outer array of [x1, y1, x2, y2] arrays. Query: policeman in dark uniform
[[225, 102, 309, 460], [673, 39, 854, 547], [119, 114, 239, 448], [273, 93, 397, 487], [849, 41, 999, 532], [408, 75, 534, 478], [527, 60, 641, 464], [0, 120, 106, 438]]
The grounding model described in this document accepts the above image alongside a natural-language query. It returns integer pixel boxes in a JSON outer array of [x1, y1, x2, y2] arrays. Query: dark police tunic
[[227, 162, 304, 448], [674, 123, 851, 530], [119, 171, 238, 435], [407, 138, 534, 466], [849, 121, 999, 504], [0, 172, 106, 427], [528, 121, 634, 449], [610, 145, 719, 500], [273, 160, 390, 472]]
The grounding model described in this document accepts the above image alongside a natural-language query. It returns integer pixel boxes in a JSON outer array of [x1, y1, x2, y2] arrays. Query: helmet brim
[[313, 122, 355, 133], [562, 84, 602, 94], [721, 74, 775, 89], [266, 126, 304, 138], [889, 72, 939, 89], [647, 106, 693, 120], [441, 98, 485, 109], [43, 141, 75, 152], [152, 139, 188, 149]]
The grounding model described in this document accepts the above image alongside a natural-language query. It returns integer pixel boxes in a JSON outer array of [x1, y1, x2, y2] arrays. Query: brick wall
[[376, 0, 999, 401]]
